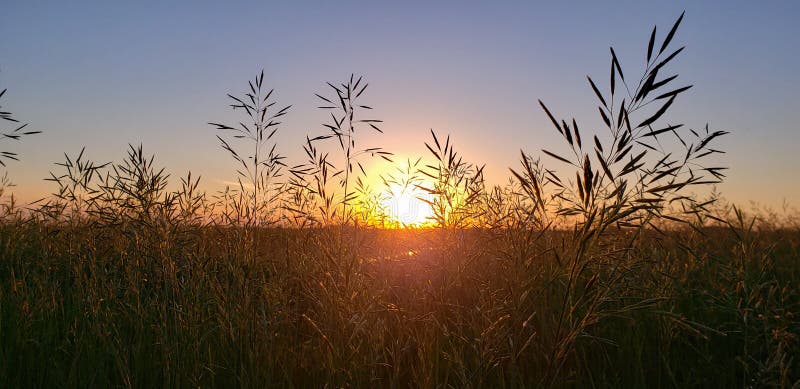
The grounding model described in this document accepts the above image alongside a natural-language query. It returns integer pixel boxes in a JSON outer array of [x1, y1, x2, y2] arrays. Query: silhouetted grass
[[0, 11, 798, 388], [1, 219, 797, 387]]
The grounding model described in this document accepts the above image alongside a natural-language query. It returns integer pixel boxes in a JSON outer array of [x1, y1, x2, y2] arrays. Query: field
[[1, 12, 799, 388], [1, 215, 798, 387]]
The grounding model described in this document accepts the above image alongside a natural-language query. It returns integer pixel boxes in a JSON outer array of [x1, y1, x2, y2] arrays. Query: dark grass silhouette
[[0, 12, 798, 388]]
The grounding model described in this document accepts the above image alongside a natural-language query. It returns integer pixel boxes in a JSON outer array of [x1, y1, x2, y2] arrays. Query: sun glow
[[382, 184, 434, 226]]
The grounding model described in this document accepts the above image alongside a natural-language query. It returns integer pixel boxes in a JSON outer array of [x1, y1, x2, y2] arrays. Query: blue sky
[[1, 1, 798, 208]]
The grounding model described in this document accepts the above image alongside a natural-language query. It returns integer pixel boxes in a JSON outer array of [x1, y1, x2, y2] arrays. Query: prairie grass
[[1, 214, 797, 387], [0, 12, 798, 388]]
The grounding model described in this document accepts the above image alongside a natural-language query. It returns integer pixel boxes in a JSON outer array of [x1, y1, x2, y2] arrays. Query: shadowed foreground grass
[[1, 219, 797, 388]]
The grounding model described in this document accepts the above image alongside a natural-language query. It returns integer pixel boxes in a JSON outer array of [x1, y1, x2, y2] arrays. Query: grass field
[[1, 215, 798, 387], [1, 12, 798, 388]]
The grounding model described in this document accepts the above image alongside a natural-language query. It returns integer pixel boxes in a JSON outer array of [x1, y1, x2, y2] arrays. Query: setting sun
[[382, 184, 434, 226]]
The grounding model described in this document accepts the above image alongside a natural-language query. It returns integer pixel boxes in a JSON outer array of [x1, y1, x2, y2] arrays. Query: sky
[[1, 1, 798, 209]]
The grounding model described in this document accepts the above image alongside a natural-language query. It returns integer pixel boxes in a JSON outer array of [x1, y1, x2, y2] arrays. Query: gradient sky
[[1, 1, 798, 208]]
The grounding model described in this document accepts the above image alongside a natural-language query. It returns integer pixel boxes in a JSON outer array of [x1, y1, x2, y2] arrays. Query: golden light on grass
[[382, 183, 434, 226]]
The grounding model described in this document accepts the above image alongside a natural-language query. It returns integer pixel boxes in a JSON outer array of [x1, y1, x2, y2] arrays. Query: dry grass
[[0, 12, 798, 388], [0, 218, 797, 387]]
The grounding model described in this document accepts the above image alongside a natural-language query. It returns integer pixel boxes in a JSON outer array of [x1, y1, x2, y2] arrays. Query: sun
[[382, 184, 434, 226]]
